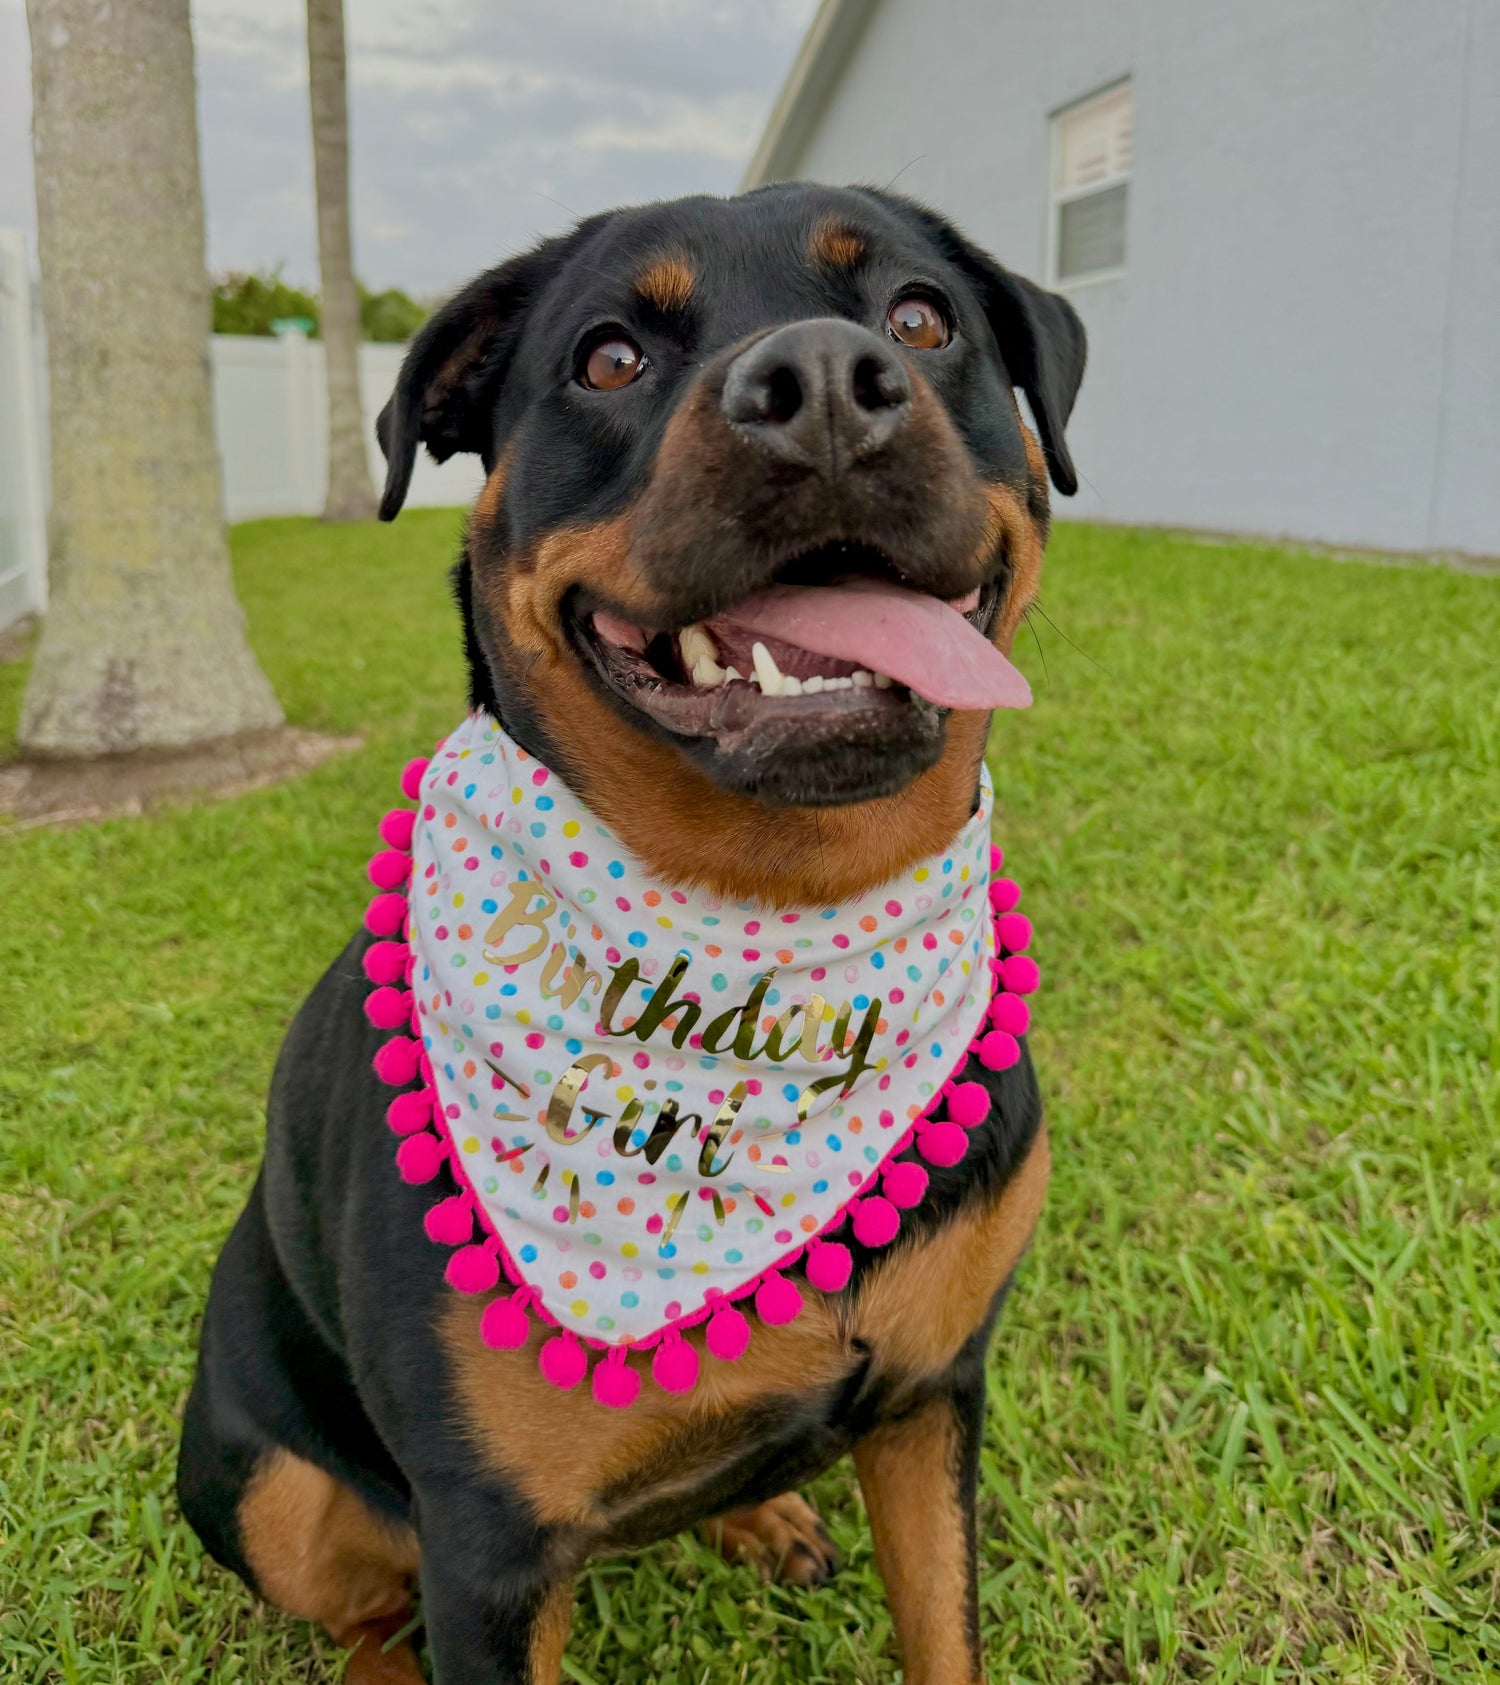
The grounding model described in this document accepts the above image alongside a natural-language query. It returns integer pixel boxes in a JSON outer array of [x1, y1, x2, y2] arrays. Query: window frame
[[1046, 78, 1132, 290]]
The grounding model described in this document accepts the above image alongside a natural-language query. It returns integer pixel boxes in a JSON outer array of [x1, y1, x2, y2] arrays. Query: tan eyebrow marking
[[634, 253, 695, 312], [807, 218, 867, 268]]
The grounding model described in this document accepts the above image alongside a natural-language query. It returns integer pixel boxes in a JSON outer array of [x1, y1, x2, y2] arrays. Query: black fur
[[180, 185, 1076, 1681]]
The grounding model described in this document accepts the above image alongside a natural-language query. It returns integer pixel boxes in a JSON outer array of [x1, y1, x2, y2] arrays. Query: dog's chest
[[441, 1128, 1048, 1546]]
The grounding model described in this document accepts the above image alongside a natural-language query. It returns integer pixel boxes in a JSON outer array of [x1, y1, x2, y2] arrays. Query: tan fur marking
[[706, 1491, 839, 1585], [853, 1127, 1049, 1376], [855, 1400, 983, 1684], [527, 1582, 575, 1685], [982, 479, 1046, 652], [442, 1289, 853, 1529], [237, 1450, 420, 1651], [635, 253, 695, 312], [807, 218, 866, 268]]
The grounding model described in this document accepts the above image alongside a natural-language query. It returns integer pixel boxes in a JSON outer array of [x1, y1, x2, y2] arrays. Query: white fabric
[[410, 712, 994, 1343]]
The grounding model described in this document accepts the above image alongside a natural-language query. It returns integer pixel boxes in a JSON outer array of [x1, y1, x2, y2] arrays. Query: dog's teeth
[[851, 670, 872, 689], [803, 675, 824, 695], [690, 653, 726, 688], [724, 665, 744, 683], [751, 641, 784, 694], [781, 675, 803, 697], [679, 624, 718, 671], [873, 671, 893, 689], [825, 675, 850, 691]]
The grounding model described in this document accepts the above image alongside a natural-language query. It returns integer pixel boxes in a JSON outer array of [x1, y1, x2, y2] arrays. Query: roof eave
[[739, 0, 880, 190]]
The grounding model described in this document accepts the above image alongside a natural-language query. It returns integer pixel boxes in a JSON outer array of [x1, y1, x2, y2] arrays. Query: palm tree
[[307, 0, 376, 522], [21, 0, 283, 757]]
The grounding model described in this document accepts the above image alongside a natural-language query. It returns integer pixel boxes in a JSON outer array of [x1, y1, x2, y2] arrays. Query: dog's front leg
[[853, 1362, 989, 1685], [416, 1488, 574, 1685]]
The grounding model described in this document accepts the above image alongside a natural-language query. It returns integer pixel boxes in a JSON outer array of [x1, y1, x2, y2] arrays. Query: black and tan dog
[[178, 183, 1084, 1684]]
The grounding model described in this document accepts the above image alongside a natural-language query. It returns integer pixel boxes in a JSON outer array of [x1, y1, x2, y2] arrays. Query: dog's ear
[[868, 195, 1087, 495], [376, 224, 597, 520]]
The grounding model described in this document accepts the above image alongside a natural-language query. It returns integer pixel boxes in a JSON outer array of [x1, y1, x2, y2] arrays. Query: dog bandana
[[361, 711, 1038, 1407]]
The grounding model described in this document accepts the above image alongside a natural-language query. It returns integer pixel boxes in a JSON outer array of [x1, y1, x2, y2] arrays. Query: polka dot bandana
[[409, 711, 995, 1345]]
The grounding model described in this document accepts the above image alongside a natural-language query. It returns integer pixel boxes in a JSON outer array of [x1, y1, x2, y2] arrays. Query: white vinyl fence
[[0, 228, 483, 633], [0, 230, 48, 630]]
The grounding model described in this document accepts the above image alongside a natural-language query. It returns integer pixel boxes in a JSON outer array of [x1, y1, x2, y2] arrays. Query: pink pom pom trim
[[395, 1132, 443, 1184], [947, 1080, 991, 1128], [990, 992, 1030, 1037], [386, 1089, 432, 1134], [378, 808, 416, 851], [424, 1195, 474, 1246], [804, 1239, 852, 1294], [539, 1331, 588, 1390], [917, 1120, 969, 1167], [705, 1299, 751, 1362], [479, 1287, 536, 1350], [362, 731, 1037, 1407], [652, 1330, 700, 1394], [754, 1271, 804, 1326], [592, 1347, 642, 1409], [364, 892, 408, 938]]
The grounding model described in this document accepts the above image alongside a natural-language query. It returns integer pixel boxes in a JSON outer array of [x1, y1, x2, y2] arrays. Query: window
[[1049, 81, 1132, 285]]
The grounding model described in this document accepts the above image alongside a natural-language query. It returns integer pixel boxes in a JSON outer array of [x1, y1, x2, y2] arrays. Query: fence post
[[0, 228, 50, 630]]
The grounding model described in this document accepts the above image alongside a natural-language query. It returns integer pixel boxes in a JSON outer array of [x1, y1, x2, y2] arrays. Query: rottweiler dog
[[178, 182, 1084, 1684]]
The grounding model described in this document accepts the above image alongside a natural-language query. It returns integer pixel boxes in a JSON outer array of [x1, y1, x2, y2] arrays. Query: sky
[[0, 0, 818, 297]]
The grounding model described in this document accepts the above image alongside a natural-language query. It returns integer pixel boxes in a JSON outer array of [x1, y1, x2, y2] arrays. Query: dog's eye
[[579, 334, 646, 391], [886, 297, 949, 350]]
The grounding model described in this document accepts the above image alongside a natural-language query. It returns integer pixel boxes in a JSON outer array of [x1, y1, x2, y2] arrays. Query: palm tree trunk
[[21, 0, 283, 757], [307, 0, 376, 523]]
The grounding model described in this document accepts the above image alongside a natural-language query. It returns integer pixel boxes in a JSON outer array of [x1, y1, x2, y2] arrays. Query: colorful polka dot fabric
[[362, 712, 1039, 1407]]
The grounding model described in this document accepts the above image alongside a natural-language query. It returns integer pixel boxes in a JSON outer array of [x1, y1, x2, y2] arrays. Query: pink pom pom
[[364, 986, 413, 1030], [754, 1271, 804, 1326], [480, 1293, 532, 1350], [424, 1195, 474, 1246], [917, 1121, 969, 1167], [400, 757, 431, 801], [989, 842, 1004, 873], [883, 1160, 929, 1209], [592, 1351, 641, 1409], [1000, 955, 1040, 996], [379, 808, 416, 851], [996, 913, 1033, 954], [446, 1244, 500, 1295], [368, 849, 412, 891], [373, 1036, 421, 1087], [852, 1195, 900, 1248], [386, 1089, 432, 1134], [947, 1081, 992, 1128], [990, 993, 1030, 1037], [978, 1030, 1020, 1072], [364, 892, 408, 938], [363, 940, 408, 986], [395, 1132, 443, 1184], [705, 1301, 751, 1362], [539, 1331, 588, 1390], [652, 1333, 699, 1394], [805, 1240, 852, 1294], [988, 877, 1021, 914]]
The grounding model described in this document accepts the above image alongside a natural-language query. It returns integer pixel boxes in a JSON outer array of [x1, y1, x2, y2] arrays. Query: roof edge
[[740, 0, 880, 190]]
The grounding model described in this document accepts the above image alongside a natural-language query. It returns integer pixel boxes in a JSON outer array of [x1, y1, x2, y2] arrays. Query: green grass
[[2, 514, 1498, 1683]]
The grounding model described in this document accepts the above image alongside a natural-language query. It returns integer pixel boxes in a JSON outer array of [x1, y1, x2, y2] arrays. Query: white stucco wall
[[785, 0, 1499, 556]]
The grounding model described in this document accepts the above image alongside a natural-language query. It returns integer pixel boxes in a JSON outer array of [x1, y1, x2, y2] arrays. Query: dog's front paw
[[704, 1492, 842, 1586]]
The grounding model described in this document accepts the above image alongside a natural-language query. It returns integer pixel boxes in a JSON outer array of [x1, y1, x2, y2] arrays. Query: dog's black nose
[[721, 318, 912, 474]]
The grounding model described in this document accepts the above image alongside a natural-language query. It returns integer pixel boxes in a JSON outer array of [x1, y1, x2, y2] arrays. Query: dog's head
[[378, 185, 1084, 901]]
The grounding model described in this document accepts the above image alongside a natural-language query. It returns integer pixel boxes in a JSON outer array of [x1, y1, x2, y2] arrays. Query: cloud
[[0, 0, 817, 293]]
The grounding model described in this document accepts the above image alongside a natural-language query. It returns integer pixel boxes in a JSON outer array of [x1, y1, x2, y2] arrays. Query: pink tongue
[[715, 578, 1031, 711]]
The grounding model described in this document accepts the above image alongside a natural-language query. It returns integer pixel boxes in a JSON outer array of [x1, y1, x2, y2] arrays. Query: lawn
[[2, 513, 1497, 1684]]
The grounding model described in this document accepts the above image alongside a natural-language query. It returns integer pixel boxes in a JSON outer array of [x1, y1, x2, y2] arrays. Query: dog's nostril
[[852, 354, 906, 413], [764, 364, 803, 426]]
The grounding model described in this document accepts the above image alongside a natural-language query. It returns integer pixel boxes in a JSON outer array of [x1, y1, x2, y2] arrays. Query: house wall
[[786, 0, 1499, 555]]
